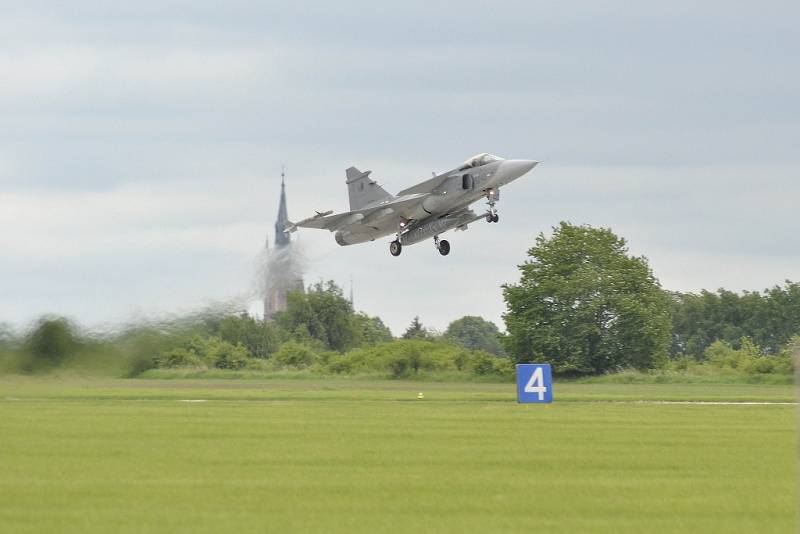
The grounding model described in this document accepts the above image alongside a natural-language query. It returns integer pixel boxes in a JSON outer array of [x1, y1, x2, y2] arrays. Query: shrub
[[156, 348, 203, 369], [153, 336, 248, 370], [703, 338, 793, 375], [204, 338, 249, 370], [468, 351, 514, 378], [273, 341, 318, 369]]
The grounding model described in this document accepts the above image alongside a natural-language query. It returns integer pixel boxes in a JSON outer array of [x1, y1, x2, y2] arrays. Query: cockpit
[[459, 153, 505, 170]]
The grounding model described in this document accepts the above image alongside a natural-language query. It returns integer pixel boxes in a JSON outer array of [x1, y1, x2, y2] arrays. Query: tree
[[278, 281, 358, 352], [353, 313, 393, 346], [402, 316, 430, 340], [670, 281, 800, 357], [24, 317, 81, 370], [503, 222, 672, 375], [216, 313, 281, 358], [444, 316, 505, 355]]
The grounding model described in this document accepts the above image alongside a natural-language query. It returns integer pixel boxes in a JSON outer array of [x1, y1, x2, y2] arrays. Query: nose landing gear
[[485, 189, 500, 223], [434, 235, 450, 256]]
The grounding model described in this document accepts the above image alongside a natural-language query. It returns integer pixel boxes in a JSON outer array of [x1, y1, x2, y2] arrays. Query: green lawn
[[0, 378, 796, 533]]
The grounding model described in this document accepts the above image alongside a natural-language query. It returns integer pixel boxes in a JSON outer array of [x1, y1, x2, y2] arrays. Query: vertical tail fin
[[345, 167, 394, 211]]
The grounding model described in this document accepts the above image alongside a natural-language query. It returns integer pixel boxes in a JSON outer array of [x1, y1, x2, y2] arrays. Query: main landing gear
[[485, 189, 499, 223], [389, 238, 450, 256], [434, 235, 450, 256], [390, 220, 407, 256]]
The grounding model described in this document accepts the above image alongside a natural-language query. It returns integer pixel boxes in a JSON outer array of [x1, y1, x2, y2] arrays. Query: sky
[[1, 1, 798, 336]]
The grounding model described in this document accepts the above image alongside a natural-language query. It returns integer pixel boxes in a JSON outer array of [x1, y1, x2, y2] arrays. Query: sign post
[[516, 364, 553, 403]]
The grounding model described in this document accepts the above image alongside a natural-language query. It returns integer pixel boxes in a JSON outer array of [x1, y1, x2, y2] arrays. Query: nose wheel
[[433, 235, 450, 256], [389, 240, 402, 256]]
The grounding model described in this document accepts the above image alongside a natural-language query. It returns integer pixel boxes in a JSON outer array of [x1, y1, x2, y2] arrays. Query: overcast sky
[[1, 1, 798, 335]]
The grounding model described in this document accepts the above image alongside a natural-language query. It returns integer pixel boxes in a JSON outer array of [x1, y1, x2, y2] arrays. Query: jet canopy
[[459, 153, 505, 170]]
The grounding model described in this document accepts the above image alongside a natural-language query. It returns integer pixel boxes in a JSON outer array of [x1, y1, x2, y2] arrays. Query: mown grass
[[0, 377, 796, 534], [576, 369, 795, 385], [139, 367, 514, 383], [140, 366, 795, 385]]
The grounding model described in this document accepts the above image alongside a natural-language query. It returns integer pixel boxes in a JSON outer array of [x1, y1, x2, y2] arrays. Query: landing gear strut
[[434, 235, 450, 256], [485, 189, 499, 223], [390, 220, 407, 257]]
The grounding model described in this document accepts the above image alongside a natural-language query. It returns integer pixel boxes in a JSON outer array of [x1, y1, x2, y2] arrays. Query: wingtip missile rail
[[284, 210, 333, 233]]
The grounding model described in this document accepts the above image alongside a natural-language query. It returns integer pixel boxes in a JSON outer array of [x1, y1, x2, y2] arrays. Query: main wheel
[[438, 240, 450, 256], [486, 214, 494, 223], [390, 240, 402, 256], [492, 213, 499, 223]]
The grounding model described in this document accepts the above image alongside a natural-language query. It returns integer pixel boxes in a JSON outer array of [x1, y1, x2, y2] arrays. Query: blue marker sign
[[516, 364, 553, 403]]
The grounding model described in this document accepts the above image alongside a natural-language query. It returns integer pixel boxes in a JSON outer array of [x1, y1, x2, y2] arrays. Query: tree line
[[0, 281, 509, 379], [2, 222, 798, 379], [502, 222, 798, 376], [671, 284, 800, 357]]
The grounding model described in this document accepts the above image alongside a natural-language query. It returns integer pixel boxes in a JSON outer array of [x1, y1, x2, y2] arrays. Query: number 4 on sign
[[516, 364, 553, 403], [524, 366, 548, 401]]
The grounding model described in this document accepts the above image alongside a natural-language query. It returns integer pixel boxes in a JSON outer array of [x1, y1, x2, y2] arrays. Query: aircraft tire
[[492, 214, 499, 223], [486, 214, 494, 223], [390, 240, 402, 256], [438, 240, 450, 256]]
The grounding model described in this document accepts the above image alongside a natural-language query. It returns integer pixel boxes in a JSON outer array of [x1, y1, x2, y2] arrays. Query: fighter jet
[[285, 153, 538, 257]]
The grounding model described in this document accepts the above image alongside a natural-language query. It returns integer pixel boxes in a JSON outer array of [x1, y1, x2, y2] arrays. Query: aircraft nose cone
[[508, 159, 538, 176], [495, 159, 538, 185]]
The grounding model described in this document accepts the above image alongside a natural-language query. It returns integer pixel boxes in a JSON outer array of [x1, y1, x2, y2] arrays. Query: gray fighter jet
[[285, 153, 538, 257]]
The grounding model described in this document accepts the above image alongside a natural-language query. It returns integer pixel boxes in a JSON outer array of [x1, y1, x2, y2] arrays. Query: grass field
[[0, 378, 796, 533]]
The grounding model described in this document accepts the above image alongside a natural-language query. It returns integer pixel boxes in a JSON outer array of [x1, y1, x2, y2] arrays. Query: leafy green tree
[[402, 316, 430, 340], [23, 317, 81, 370], [216, 313, 282, 358], [503, 222, 672, 375], [278, 281, 357, 352], [444, 316, 504, 355], [763, 282, 800, 350], [353, 313, 393, 346]]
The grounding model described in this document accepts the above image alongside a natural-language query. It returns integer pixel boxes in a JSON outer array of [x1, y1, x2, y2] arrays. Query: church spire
[[275, 165, 290, 248]]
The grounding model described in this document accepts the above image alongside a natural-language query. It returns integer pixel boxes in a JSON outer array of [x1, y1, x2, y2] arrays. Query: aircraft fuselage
[[288, 153, 538, 256], [333, 158, 536, 246]]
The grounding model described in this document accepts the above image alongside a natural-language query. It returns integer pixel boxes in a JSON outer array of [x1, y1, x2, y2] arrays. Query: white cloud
[[0, 179, 269, 259], [0, 46, 99, 98]]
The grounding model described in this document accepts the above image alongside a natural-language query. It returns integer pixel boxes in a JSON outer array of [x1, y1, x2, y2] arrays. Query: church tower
[[264, 168, 304, 320]]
